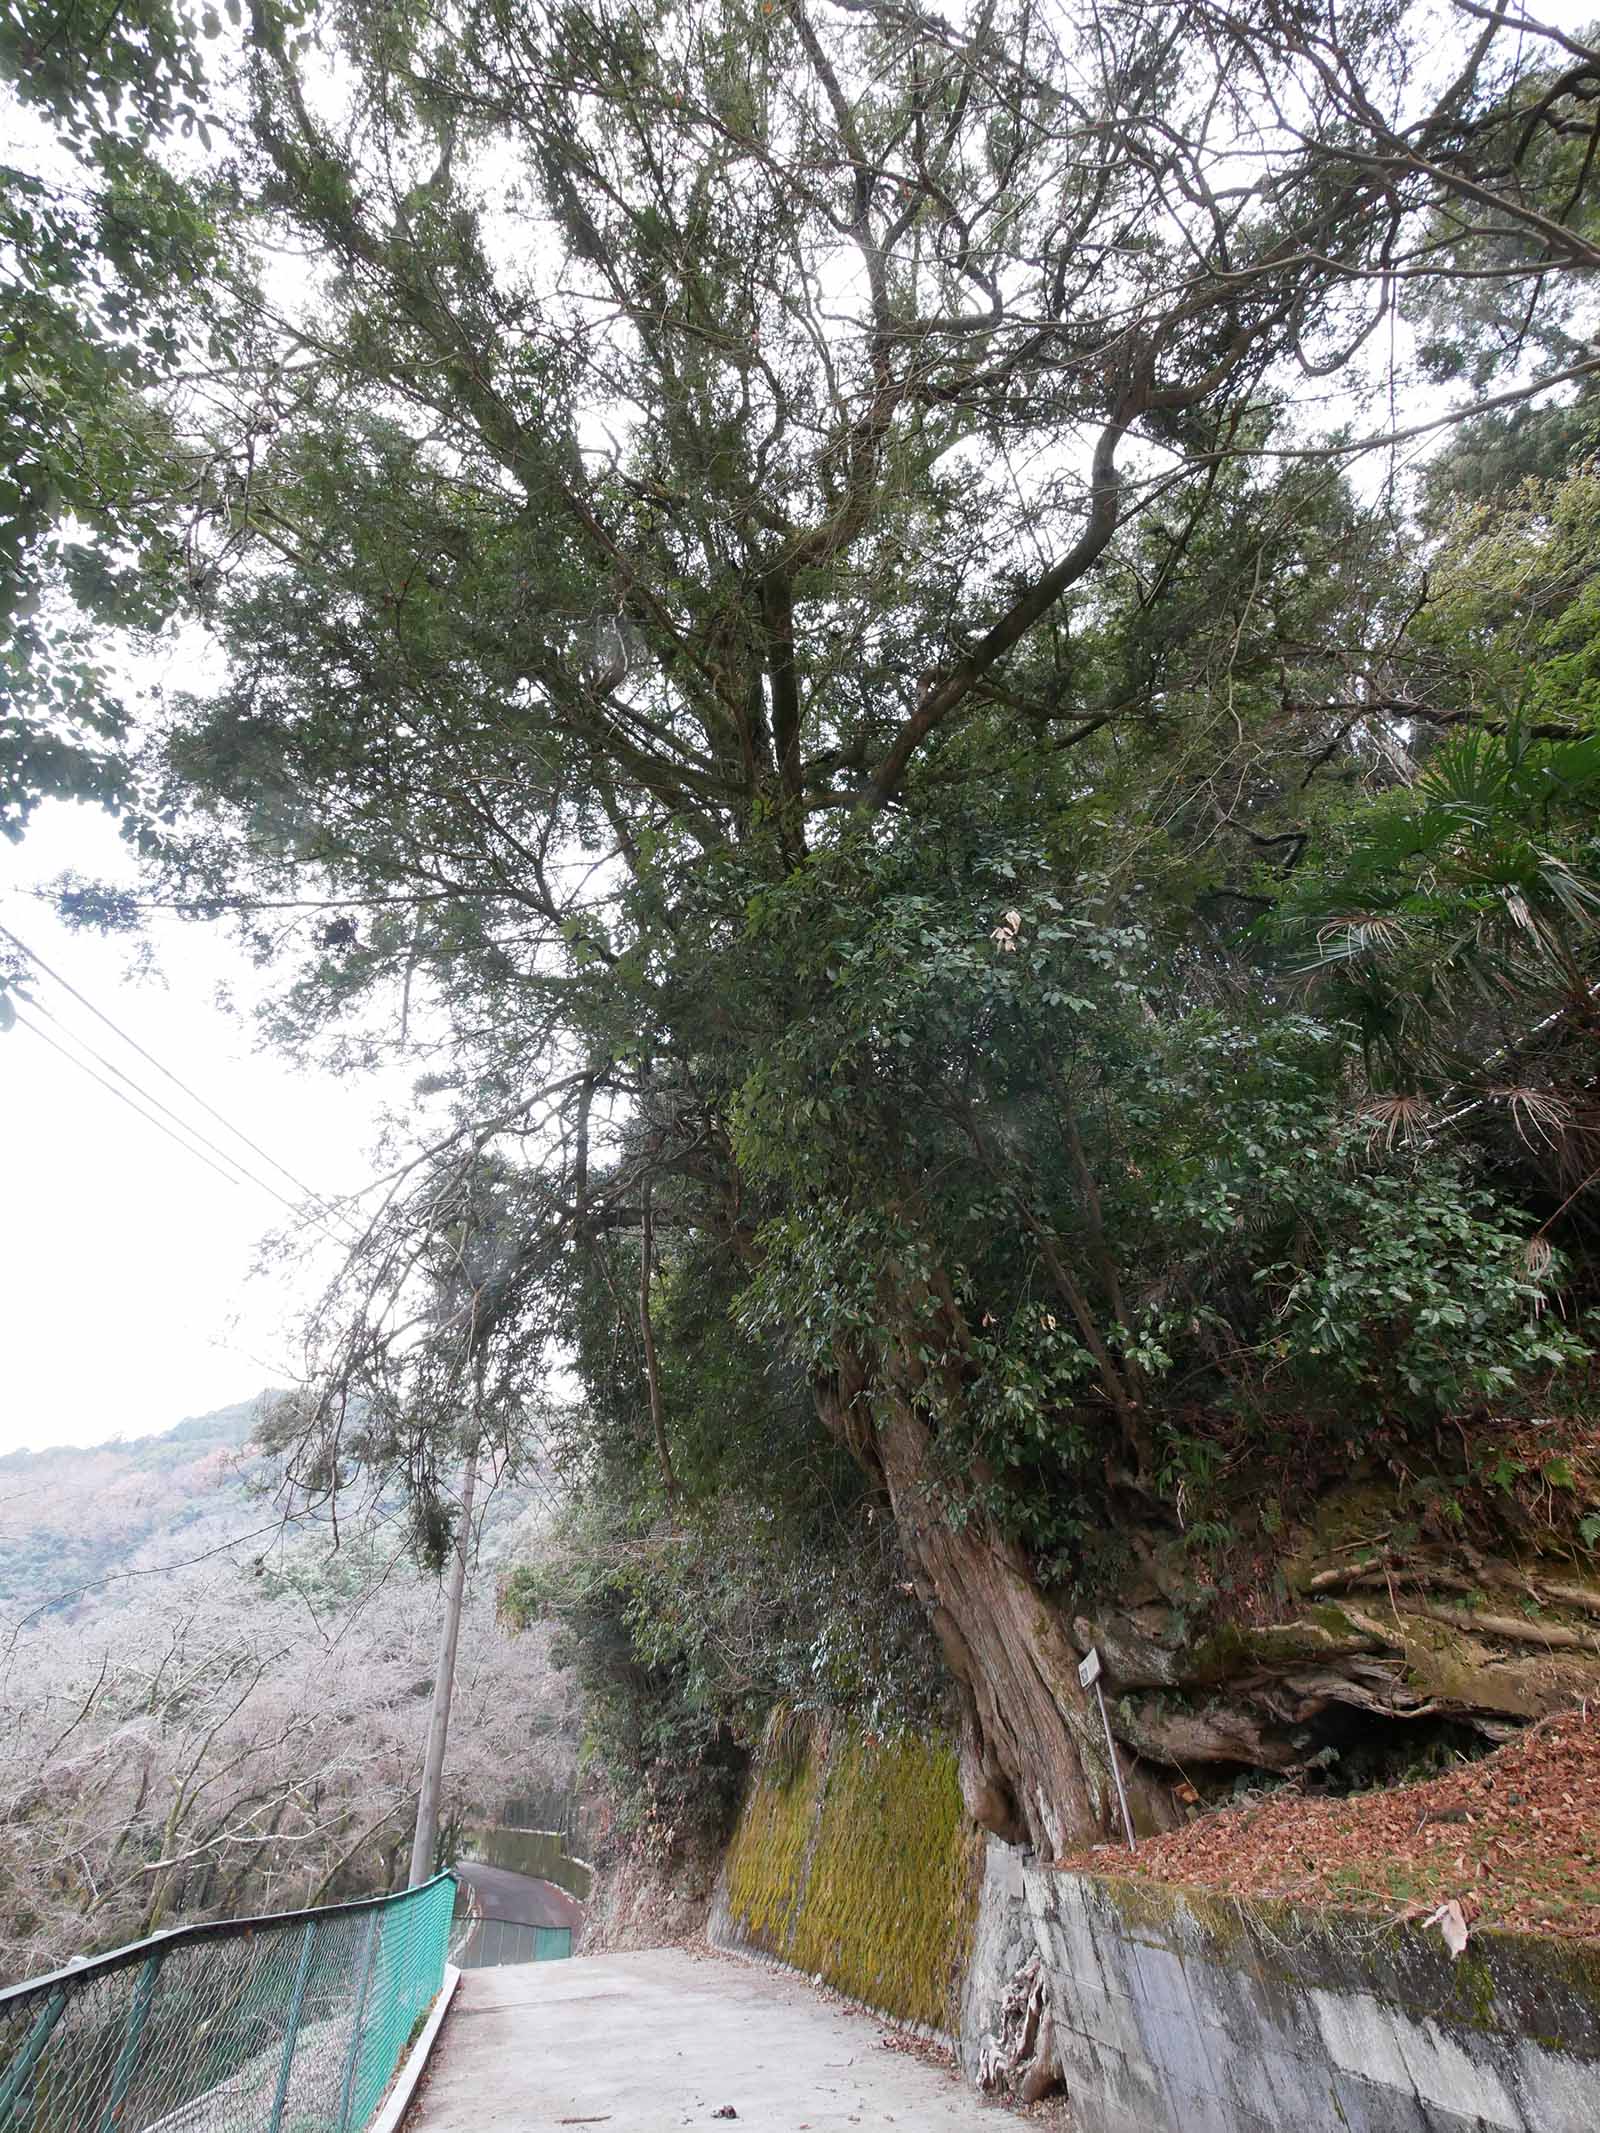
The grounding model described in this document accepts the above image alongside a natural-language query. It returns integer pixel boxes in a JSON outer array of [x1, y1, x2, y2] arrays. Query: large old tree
[[11, 0, 1600, 1853]]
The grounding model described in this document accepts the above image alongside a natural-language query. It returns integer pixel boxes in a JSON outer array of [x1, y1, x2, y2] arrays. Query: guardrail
[[0, 1873, 456, 2133]]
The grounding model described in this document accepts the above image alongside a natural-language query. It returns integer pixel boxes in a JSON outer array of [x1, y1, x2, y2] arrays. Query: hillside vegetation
[[0, 1396, 571, 1979], [0, 1397, 269, 1624], [0, 1395, 543, 1625]]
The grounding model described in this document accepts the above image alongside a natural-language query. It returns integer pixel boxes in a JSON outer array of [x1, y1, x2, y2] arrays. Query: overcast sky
[[0, 801, 407, 1456]]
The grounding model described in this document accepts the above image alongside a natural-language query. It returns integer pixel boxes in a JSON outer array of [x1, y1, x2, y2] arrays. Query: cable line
[[22, 989, 357, 1245], [11, 1008, 253, 1191], [0, 921, 362, 1242], [0, 917, 362, 1237], [14, 1003, 358, 1255]]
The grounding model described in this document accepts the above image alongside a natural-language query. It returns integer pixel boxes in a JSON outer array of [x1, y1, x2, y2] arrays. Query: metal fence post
[[97, 1953, 164, 2133], [0, 1988, 67, 2130], [335, 1911, 381, 2133], [266, 1919, 318, 2133]]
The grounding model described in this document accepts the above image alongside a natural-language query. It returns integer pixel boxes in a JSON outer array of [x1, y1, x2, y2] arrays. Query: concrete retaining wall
[[457, 1825, 594, 1900], [963, 1838, 1600, 2132]]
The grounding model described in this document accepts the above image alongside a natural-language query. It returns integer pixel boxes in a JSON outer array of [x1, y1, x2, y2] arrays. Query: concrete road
[[411, 1948, 1009, 2130], [453, 1860, 585, 1933]]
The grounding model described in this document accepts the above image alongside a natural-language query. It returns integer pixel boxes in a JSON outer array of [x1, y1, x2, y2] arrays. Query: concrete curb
[[367, 1963, 461, 2133]]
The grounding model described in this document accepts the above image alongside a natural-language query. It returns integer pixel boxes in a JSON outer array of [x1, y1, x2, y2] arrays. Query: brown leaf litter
[[1059, 1708, 1600, 1938]]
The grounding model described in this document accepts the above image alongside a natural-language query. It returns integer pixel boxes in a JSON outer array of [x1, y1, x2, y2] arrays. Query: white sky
[[0, 803, 404, 1453]]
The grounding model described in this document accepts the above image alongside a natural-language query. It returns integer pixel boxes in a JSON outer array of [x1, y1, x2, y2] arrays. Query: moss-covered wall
[[714, 1724, 982, 2035]]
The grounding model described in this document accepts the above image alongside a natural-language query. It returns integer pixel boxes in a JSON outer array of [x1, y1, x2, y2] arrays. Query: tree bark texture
[[816, 1350, 1180, 1859]]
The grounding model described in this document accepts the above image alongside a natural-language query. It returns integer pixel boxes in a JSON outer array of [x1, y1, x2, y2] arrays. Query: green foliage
[[1, 0, 227, 839], [503, 1460, 949, 1849], [1275, 714, 1600, 1113], [495, 1219, 947, 1845], [1276, 471, 1600, 1103], [1419, 470, 1600, 733], [503, 1501, 754, 1853], [1259, 1162, 1584, 1411], [25, 0, 1600, 1824], [1, 0, 211, 135], [726, 812, 1584, 1578]]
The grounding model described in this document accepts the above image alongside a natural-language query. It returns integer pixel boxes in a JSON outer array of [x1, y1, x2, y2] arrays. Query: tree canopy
[[9, 0, 1600, 1856], [0, 0, 232, 839]]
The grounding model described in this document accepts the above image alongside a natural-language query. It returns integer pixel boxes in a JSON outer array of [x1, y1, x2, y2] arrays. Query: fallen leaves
[[1058, 1708, 1600, 1939]]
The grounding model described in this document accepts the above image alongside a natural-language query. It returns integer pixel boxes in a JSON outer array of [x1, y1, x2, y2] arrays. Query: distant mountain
[[0, 1395, 278, 1625], [0, 1393, 549, 1627]]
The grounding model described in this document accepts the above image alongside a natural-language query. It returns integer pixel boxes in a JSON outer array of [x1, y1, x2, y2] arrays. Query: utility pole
[[409, 1176, 504, 1889], [409, 1438, 479, 1886]]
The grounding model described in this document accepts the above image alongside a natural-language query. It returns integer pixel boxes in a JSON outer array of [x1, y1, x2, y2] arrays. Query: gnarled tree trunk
[[816, 1348, 1180, 1858]]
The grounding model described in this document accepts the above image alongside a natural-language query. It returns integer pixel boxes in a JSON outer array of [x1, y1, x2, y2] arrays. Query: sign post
[[1078, 1647, 1136, 1852]]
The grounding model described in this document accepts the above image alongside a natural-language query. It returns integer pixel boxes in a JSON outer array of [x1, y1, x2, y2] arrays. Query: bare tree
[[0, 1548, 572, 1978]]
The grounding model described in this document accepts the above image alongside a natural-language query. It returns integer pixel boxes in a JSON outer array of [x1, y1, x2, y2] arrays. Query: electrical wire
[[10, 1007, 255, 1191], [1, 922, 363, 1244], [1, 925, 360, 1245], [10, 1000, 361, 1251], [24, 991, 300, 1204]]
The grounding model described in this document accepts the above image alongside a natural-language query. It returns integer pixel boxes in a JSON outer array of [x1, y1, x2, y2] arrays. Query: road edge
[[368, 1962, 462, 2133]]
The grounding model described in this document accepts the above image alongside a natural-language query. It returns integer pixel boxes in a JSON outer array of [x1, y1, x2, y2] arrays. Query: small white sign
[[1078, 1647, 1102, 1689]]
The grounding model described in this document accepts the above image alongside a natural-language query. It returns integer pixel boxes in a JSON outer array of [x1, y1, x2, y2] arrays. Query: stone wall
[[963, 1838, 1600, 2133], [708, 1723, 983, 2036], [713, 1732, 1600, 2125]]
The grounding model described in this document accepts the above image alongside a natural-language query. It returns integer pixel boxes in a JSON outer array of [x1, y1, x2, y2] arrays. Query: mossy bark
[[1070, 1483, 1600, 1778]]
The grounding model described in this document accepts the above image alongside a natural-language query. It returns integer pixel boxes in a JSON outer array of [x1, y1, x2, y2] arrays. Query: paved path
[[453, 1860, 585, 1933], [412, 1948, 1008, 2131]]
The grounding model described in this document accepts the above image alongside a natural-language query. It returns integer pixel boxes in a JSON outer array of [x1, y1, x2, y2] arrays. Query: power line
[[1, 922, 362, 1243], [11, 999, 359, 1250], [24, 990, 296, 1202], [13, 1002, 369, 1262], [11, 1007, 255, 1192]]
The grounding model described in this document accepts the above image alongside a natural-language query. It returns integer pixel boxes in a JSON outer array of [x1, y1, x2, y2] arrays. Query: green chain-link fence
[[0, 1873, 456, 2133], [456, 1919, 570, 1969]]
